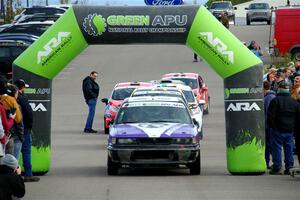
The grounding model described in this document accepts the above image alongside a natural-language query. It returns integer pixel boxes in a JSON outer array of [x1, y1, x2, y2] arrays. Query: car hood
[[110, 123, 197, 138]]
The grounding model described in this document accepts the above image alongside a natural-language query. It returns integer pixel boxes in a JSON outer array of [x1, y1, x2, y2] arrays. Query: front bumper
[[108, 144, 200, 165]]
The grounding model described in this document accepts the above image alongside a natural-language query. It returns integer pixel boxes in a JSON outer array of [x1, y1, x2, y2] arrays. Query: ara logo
[[227, 102, 261, 112], [29, 103, 47, 112], [144, 0, 184, 5], [199, 32, 234, 64], [37, 32, 71, 64]]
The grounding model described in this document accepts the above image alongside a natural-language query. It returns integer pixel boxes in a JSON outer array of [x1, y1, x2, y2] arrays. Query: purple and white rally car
[[107, 96, 201, 175]]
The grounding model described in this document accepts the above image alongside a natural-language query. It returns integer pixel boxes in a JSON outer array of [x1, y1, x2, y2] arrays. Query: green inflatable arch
[[13, 5, 266, 174]]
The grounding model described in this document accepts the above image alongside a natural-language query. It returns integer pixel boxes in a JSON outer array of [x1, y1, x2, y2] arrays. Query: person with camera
[[0, 154, 25, 200], [248, 40, 263, 59]]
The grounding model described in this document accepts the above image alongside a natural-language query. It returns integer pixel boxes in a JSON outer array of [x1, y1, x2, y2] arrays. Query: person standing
[[82, 71, 99, 133], [267, 81, 300, 174], [0, 154, 25, 200], [263, 81, 276, 169], [219, 12, 229, 29], [14, 79, 40, 182]]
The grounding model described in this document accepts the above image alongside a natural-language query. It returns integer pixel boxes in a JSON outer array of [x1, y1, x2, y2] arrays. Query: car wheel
[[104, 117, 109, 134], [107, 155, 119, 175], [189, 150, 201, 175], [292, 48, 300, 61], [203, 97, 210, 115]]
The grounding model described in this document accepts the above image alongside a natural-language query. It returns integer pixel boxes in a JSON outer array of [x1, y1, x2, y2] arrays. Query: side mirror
[[234, 7, 237, 10], [109, 119, 114, 124], [192, 118, 199, 126], [101, 98, 109, 105], [245, 7, 249, 10]]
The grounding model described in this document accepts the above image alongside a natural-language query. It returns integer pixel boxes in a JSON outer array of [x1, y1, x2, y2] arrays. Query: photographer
[[248, 41, 263, 59], [0, 154, 25, 200]]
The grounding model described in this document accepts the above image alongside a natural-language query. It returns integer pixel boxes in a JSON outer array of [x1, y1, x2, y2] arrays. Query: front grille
[[136, 138, 172, 145]]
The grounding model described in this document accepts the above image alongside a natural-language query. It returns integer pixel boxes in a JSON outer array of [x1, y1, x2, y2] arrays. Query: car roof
[[162, 72, 199, 79], [114, 82, 152, 89], [13, 21, 54, 25]]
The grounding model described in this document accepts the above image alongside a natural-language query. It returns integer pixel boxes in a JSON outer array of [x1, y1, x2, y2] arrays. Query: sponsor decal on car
[[226, 102, 261, 112], [83, 13, 187, 35], [123, 102, 185, 108], [133, 90, 182, 96], [224, 87, 262, 99], [144, 0, 184, 6]]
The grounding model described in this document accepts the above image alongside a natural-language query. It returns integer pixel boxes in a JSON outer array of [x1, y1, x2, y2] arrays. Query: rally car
[[101, 82, 152, 134], [107, 96, 201, 175], [162, 73, 210, 114]]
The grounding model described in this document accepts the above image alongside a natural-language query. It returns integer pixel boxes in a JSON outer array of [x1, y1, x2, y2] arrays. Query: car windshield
[[170, 78, 198, 89], [182, 90, 195, 103], [115, 102, 192, 124], [249, 3, 269, 9], [112, 88, 136, 100], [210, 2, 231, 9]]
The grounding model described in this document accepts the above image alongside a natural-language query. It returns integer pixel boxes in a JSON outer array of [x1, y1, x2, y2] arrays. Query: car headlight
[[117, 138, 136, 144], [111, 137, 117, 145], [173, 137, 198, 144], [109, 105, 119, 113]]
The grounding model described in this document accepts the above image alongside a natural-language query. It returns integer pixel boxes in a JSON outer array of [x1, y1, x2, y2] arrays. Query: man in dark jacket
[[0, 154, 25, 200], [82, 71, 99, 133], [15, 79, 40, 182], [263, 81, 276, 169], [267, 81, 300, 174]]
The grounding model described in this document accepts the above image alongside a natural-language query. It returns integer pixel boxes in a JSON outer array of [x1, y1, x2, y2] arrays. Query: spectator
[[14, 79, 40, 182], [0, 154, 25, 200], [219, 12, 229, 29], [271, 69, 284, 92], [267, 81, 299, 174], [82, 71, 99, 133], [282, 68, 292, 86], [248, 41, 263, 59], [6, 84, 24, 160], [263, 81, 276, 169], [291, 76, 300, 100]]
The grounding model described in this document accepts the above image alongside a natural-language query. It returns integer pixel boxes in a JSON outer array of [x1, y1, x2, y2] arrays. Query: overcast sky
[[21, 0, 208, 7]]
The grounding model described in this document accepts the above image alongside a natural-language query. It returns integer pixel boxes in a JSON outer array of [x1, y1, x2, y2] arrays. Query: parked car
[[101, 82, 152, 134], [208, 1, 237, 24], [0, 40, 30, 81], [107, 96, 201, 175], [245, 3, 272, 25], [16, 14, 61, 24], [0, 21, 54, 36], [13, 6, 66, 23], [0, 33, 39, 44], [162, 73, 210, 114]]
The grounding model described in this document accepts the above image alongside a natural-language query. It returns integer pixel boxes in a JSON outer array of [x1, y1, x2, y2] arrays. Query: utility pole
[[46, 0, 49, 6], [27, 0, 29, 7]]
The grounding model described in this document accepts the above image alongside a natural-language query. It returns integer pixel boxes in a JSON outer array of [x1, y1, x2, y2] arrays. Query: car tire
[[104, 117, 109, 134], [189, 150, 201, 175], [246, 17, 250, 25], [291, 48, 300, 61], [107, 155, 119, 175], [203, 97, 210, 115]]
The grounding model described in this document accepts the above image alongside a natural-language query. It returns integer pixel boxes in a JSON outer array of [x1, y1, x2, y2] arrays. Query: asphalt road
[[23, 25, 300, 200]]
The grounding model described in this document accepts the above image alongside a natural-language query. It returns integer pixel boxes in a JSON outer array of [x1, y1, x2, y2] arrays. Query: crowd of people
[[264, 61, 300, 175], [0, 75, 40, 199]]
